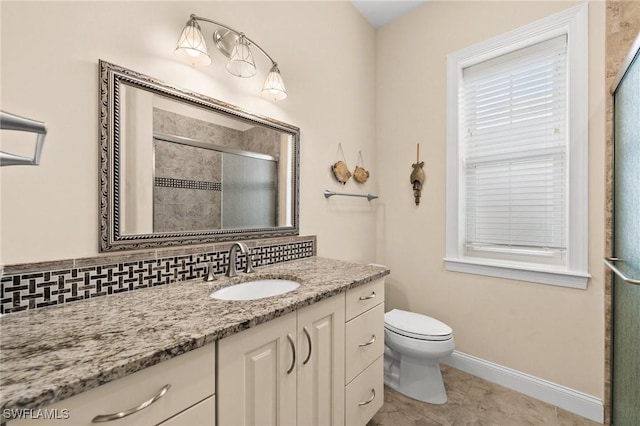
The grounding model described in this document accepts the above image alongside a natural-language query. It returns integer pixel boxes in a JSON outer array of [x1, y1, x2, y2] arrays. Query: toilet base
[[384, 348, 448, 404]]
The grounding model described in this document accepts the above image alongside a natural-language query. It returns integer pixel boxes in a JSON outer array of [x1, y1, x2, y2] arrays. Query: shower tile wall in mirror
[[0, 236, 315, 315]]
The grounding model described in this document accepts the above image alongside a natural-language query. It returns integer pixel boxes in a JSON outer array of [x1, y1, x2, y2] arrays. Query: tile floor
[[368, 365, 602, 426]]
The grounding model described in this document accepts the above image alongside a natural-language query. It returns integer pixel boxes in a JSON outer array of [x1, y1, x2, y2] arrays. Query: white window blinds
[[461, 35, 568, 260]]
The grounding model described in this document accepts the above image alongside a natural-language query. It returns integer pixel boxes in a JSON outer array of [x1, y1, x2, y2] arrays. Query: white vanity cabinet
[[218, 277, 386, 426], [217, 293, 346, 426], [344, 278, 385, 426], [7, 344, 216, 426]]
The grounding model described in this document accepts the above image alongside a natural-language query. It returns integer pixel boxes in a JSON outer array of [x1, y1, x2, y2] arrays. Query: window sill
[[444, 257, 590, 289]]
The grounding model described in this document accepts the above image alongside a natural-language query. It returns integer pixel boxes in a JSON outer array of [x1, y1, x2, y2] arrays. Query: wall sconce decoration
[[410, 143, 425, 205], [175, 14, 287, 101], [0, 111, 47, 166], [353, 150, 370, 184], [331, 143, 352, 185]]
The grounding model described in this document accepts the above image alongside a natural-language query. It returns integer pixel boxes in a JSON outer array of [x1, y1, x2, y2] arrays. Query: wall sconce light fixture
[[175, 14, 287, 101]]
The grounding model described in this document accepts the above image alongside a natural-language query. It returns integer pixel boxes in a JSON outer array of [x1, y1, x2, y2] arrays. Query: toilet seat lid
[[384, 309, 452, 341]]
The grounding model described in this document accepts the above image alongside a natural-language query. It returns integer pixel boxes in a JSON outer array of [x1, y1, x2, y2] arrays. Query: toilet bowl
[[383, 309, 454, 404]]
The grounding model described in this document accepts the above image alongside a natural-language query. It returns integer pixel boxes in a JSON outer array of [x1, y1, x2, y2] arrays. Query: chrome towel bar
[[324, 190, 378, 202], [603, 257, 640, 286], [0, 111, 47, 166]]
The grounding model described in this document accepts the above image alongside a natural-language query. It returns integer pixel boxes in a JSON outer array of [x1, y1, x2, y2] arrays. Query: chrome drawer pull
[[358, 389, 376, 406], [91, 384, 171, 423], [358, 335, 376, 347], [303, 327, 312, 365], [287, 333, 296, 374], [359, 291, 376, 301]]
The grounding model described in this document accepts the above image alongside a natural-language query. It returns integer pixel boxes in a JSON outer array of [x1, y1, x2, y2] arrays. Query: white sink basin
[[209, 279, 300, 301]]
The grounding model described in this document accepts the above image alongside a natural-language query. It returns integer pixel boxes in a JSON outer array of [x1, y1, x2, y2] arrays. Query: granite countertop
[[0, 256, 389, 411]]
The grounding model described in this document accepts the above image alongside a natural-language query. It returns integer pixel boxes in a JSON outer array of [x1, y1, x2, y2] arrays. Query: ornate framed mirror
[[99, 60, 299, 251]]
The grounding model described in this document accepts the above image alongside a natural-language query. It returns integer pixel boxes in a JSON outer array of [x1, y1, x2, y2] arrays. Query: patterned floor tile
[[369, 367, 598, 426]]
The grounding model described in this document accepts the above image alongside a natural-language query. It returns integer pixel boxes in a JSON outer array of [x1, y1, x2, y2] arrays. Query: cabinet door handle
[[303, 327, 312, 365], [286, 333, 296, 374], [91, 384, 171, 423], [358, 389, 376, 406], [358, 334, 376, 347], [359, 291, 376, 301]]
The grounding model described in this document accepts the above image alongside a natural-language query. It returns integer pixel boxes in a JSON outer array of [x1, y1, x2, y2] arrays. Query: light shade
[[175, 19, 211, 66], [261, 64, 287, 101], [225, 35, 257, 78]]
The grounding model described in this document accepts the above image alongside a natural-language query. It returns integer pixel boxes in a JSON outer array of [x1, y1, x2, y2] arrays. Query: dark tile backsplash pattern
[[155, 177, 222, 191], [0, 236, 315, 315]]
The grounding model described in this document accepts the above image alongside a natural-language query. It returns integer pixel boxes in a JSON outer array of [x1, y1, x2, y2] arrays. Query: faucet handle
[[203, 262, 217, 282], [245, 251, 255, 274]]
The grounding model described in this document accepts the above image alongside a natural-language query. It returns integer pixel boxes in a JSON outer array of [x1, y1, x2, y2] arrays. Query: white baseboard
[[441, 350, 604, 424]]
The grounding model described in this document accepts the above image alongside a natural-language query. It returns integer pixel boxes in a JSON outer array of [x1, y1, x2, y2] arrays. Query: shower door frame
[[606, 31, 640, 426]]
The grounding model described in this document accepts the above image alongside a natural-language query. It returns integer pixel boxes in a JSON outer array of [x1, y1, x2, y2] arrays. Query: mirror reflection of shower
[[118, 83, 293, 235], [150, 131, 291, 233]]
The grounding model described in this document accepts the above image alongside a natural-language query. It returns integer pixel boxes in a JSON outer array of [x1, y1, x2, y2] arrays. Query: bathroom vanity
[[218, 276, 384, 426], [0, 257, 388, 425]]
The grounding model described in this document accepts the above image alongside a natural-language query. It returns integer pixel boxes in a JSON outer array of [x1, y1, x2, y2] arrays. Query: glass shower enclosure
[[608, 33, 640, 426]]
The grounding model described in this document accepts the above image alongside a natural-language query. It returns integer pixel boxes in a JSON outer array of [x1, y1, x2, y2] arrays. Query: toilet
[[383, 309, 454, 404]]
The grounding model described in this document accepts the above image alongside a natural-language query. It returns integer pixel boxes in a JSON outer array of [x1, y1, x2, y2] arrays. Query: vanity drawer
[[345, 278, 384, 321], [345, 356, 384, 426], [158, 395, 215, 425], [8, 344, 215, 426], [345, 303, 385, 384]]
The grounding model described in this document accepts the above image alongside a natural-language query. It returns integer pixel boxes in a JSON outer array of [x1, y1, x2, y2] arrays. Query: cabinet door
[[218, 312, 297, 426], [297, 294, 345, 426]]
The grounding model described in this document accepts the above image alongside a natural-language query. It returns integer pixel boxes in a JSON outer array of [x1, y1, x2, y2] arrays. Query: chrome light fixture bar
[[175, 14, 287, 101]]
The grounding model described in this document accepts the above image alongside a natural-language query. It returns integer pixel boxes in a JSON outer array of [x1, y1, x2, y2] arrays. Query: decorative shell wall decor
[[410, 143, 425, 205], [332, 161, 351, 184], [331, 143, 351, 184], [353, 150, 370, 184], [354, 166, 369, 183]]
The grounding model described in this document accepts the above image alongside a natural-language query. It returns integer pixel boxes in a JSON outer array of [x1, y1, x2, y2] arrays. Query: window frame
[[445, 3, 590, 289]]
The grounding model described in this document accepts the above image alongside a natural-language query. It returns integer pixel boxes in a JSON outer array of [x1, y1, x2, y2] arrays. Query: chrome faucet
[[225, 242, 255, 277]]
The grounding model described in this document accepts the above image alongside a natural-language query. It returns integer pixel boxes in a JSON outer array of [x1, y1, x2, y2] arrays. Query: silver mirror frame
[[99, 60, 300, 252]]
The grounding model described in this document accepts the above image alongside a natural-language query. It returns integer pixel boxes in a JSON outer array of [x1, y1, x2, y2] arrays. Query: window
[[445, 4, 590, 288]]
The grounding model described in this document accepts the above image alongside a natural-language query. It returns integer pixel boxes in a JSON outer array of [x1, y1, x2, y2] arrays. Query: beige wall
[[0, 1, 376, 265], [0, 0, 609, 400], [376, 1, 606, 398]]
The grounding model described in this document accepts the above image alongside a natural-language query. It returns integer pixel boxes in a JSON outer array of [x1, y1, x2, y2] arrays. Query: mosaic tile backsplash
[[0, 236, 315, 315]]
